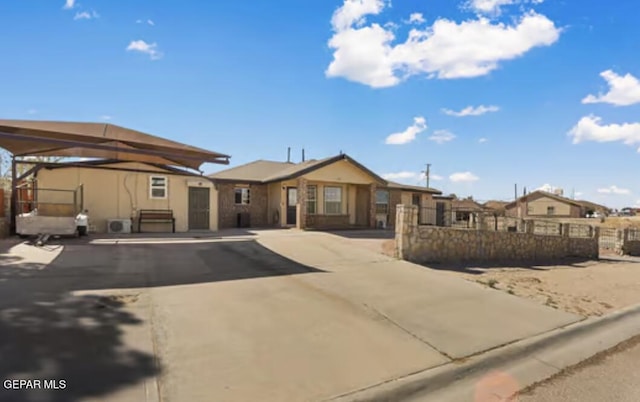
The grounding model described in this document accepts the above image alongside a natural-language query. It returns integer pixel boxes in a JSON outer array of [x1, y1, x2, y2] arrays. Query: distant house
[[504, 190, 605, 219], [483, 200, 509, 215], [209, 153, 451, 230], [451, 198, 485, 227]]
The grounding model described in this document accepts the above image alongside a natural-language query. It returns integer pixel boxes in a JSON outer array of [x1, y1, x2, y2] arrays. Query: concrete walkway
[[0, 230, 580, 402]]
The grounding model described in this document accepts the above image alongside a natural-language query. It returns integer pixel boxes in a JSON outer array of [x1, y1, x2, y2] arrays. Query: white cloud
[[126, 40, 163, 60], [575, 192, 584, 197], [442, 105, 500, 117], [428, 129, 456, 144], [63, 0, 75, 10], [137, 19, 155, 26], [597, 185, 631, 195], [326, 0, 561, 88], [382, 171, 418, 180], [478, 137, 488, 143], [450, 172, 479, 182], [568, 115, 640, 152], [582, 70, 640, 106], [381, 170, 444, 183], [536, 183, 561, 193], [385, 116, 427, 145], [74, 10, 99, 20], [408, 13, 425, 24], [466, 0, 515, 15], [330, 0, 386, 32], [100, 115, 112, 121]]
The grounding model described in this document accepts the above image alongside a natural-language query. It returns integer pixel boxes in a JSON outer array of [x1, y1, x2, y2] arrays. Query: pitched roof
[[483, 200, 509, 210], [208, 160, 293, 182], [0, 119, 230, 170], [576, 200, 610, 212], [209, 154, 387, 185], [505, 190, 584, 208], [383, 181, 442, 194], [452, 198, 485, 211]]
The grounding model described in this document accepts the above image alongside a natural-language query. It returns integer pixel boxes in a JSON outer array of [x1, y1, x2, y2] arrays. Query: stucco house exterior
[[33, 160, 218, 233], [504, 190, 587, 219], [209, 153, 448, 230]]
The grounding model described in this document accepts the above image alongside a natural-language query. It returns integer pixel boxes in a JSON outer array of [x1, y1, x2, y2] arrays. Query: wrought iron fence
[[628, 229, 640, 241], [599, 227, 622, 250]]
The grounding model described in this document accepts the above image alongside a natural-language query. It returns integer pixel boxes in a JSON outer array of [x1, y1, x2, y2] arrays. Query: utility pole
[[422, 163, 431, 188]]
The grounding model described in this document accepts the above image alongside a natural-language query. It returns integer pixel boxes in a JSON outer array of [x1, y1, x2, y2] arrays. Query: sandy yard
[[438, 256, 640, 317]]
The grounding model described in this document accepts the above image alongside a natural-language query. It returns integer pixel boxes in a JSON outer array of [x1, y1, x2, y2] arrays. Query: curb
[[329, 302, 640, 402]]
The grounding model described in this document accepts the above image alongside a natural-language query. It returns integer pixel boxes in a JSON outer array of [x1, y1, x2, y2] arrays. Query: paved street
[[0, 229, 581, 402], [516, 336, 640, 402]]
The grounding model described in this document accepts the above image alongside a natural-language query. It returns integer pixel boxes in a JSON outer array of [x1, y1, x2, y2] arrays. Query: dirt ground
[[439, 256, 640, 317]]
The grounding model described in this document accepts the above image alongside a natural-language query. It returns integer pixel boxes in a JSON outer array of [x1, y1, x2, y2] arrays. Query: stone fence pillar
[[561, 223, 571, 237], [395, 204, 418, 259]]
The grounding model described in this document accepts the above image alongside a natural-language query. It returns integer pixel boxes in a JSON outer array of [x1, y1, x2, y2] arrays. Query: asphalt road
[[516, 335, 640, 402]]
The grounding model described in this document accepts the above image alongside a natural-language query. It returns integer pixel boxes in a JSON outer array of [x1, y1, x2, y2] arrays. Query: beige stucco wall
[[303, 160, 376, 184], [35, 162, 218, 233], [528, 196, 572, 216]]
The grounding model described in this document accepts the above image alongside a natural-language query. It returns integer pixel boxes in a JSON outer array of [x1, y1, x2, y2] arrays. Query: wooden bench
[[138, 209, 175, 233]]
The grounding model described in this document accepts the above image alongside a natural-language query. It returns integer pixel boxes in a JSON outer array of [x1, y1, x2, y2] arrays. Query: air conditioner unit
[[377, 220, 387, 229], [108, 219, 132, 234]]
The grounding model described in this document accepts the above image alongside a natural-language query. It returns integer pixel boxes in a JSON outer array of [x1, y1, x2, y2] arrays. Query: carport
[[0, 119, 231, 234]]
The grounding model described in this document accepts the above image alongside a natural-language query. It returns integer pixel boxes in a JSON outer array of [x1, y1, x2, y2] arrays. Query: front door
[[286, 187, 297, 225], [355, 186, 370, 226], [188, 187, 210, 230]]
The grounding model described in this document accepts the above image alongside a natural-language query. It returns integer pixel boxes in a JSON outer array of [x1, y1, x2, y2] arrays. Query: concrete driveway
[[0, 230, 580, 402]]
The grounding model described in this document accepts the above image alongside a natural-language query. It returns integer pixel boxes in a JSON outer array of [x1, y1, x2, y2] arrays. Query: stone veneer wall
[[0, 187, 9, 238], [624, 240, 640, 256], [386, 189, 402, 229], [396, 204, 599, 264], [217, 182, 269, 229]]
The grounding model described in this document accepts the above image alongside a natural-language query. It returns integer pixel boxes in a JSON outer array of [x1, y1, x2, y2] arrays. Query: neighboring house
[[34, 160, 218, 233], [504, 190, 587, 218], [577, 200, 611, 217], [483, 200, 509, 216], [209, 153, 448, 230], [451, 198, 485, 227]]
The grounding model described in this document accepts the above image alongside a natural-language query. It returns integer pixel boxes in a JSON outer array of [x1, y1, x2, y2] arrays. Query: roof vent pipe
[[302, 148, 305, 162], [287, 147, 291, 163]]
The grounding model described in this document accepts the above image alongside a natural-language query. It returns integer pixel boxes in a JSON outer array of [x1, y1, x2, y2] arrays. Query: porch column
[[369, 183, 377, 228], [296, 178, 308, 229]]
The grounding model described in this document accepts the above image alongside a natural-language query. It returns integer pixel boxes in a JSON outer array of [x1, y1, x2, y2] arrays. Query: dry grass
[[445, 257, 640, 317]]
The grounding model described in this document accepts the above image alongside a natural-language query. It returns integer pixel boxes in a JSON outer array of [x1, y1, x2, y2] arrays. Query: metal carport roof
[[0, 119, 230, 170]]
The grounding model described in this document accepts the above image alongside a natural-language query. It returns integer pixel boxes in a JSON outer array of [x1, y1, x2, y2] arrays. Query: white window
[[235, 187, 250, 205], [307, 185, 317, 214], [376, 190, 389, 214], [324, 186, 342, 215], [149, 176, 168, 199]]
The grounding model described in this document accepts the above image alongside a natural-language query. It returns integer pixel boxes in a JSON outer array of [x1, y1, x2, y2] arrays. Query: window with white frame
[[376, 190, 389, 214], [307, 185, 317, 214], [234, 187, 250, 205], [324, 186, 342, 215], [149, 176, 168, 199]]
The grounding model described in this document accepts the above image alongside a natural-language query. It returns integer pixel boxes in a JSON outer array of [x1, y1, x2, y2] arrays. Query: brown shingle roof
[[383, 181, 442, 194], [505, 190, 585, 208], [208, 160, 293, 182], [209, 154, 387, 184], [452, 199, 484, 211]]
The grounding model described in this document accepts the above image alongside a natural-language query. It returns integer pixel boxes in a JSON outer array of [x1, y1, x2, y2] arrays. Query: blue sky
[[1, 0, 639, 207]]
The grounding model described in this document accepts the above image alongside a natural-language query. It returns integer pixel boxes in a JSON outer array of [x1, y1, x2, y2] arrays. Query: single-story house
[[209, 153, 450, 230], [483, 200, 509, 215], [451, 198, 485, 227], [504, 190, 591, 219], [577, 200, 611, 217], [32, 160, 218, 233]]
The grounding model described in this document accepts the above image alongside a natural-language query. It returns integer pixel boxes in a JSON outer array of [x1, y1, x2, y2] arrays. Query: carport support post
[[9, 155, 17, 235]]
